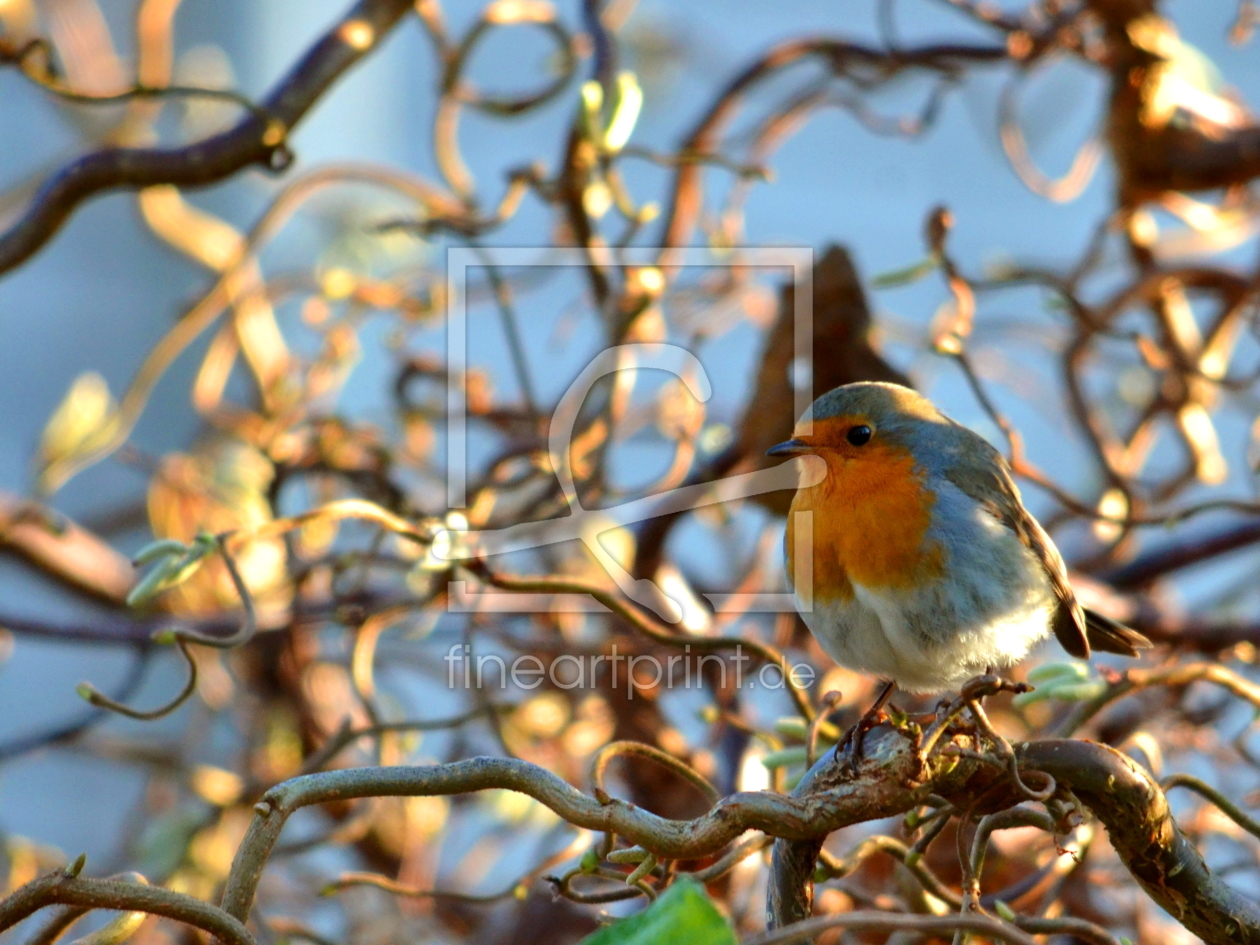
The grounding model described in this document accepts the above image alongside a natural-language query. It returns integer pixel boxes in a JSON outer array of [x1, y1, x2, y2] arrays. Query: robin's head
[[767, 382, 947, 467]]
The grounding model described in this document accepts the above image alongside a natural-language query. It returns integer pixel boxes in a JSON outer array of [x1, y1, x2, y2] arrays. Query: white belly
[[795, 495, 1058, 693]]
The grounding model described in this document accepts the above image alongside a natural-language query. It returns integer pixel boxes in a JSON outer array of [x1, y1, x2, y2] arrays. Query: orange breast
[[786, 439, 942, 601]]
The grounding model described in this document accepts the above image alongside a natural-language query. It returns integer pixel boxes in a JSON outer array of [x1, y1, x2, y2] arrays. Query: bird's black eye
[[846, 425, 872, 447]]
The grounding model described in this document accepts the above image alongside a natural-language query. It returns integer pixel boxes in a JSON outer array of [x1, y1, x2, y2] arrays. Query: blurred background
[[2, 1, 1260, 943]]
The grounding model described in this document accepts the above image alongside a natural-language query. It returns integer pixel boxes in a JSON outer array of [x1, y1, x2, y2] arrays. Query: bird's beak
[[767, 438, 811, 457]]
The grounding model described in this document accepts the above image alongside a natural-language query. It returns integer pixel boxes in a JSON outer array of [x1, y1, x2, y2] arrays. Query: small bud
[[607, 847, 648, 865], [625, 852, 657, 886], [603, 72, 643, 151], [926, 205, 953, 252], [580, 848, 600, 873], [64, 853, 87, 877]]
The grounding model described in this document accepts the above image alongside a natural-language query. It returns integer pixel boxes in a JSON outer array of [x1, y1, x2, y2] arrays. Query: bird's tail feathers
[[1083, 609, 1151, 657]]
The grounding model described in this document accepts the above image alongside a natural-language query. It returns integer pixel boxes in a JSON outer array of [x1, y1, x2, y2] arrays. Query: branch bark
[[0, 0, 415, 276], [221, 729, 999, 922], [2, 726, 1251, 945], [1088, 0, 1260, 201], [0, 872, 255, 945], [0, 493, 134, 605], [769, 731, 1260, 944]]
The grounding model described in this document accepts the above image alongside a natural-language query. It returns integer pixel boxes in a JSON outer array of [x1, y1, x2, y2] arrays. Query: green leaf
[[1046, 680, 1108, 701], [1026, 661, 1090, 685], [577, 877, 735, 945], [133, 804, 208, 879], [761, 746, 808, 770], [1013, 671, 1107, 708], [126, 540, 215, 607], [38, 371, 120, 493], [772, 717, 808, 740], [133, 538, 190, 566]]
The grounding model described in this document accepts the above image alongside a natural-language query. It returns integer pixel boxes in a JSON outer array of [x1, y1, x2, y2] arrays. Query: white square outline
[[445, 246, 814, 615]]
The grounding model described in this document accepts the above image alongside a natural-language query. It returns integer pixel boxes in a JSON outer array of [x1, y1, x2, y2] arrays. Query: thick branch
[[220, 730, 996, 922], [1017, 740, 1260, 944], [766, 733, 1260, 944], [0, 724, 1231, 943], [0, 872, 255, 945], [1124, 125, 1260, 195], [1104, 520, 1260, 589], [0, 493, 134, 605], [0, 0, 415, 276]]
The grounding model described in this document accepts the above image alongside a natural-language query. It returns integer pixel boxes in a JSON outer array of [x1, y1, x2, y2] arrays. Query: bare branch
[[0, 0, 416, 276], [0, 871, 255, 945]]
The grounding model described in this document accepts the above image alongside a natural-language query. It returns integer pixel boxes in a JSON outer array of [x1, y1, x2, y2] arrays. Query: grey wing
[[941, 437, 1092, 659]]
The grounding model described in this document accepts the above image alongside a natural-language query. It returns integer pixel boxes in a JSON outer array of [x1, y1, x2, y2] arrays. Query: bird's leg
[[836, 679, 896, 770]]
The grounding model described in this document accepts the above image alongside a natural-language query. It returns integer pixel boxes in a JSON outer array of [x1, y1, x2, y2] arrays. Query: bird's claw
[[829, 680, 898, 775], [834, 706, 890, 774]]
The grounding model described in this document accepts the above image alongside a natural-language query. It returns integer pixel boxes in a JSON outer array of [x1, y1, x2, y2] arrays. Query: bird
[[767, 381, 1149, 734]]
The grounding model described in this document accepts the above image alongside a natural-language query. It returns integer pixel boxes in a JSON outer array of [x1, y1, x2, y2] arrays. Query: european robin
[[769, 382, 1149, 701]]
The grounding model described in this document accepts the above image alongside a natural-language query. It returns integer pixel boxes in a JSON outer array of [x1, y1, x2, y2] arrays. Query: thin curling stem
[[78, 636, 198, 721], [1162, 773, 1260, 840], [684, 834, 772, 882], [969, 807, 1056, 896], [909, 804, 955, 859], [818, 835, 962, 908], [5, 38, 265, 118], [79, 535, 261, 721], [228, 498, 426, 549], [744, 910, 1039, 945], [967, 699, 1055, 802], [170, 535, 257, 649], [590, 740, 720, 807], [322, 822, 586, 903], [1015, 916, 1122, 945], [23, 905, 89, 945], [326, 872, 520, 903], [1055, 662, 1260, 738]]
